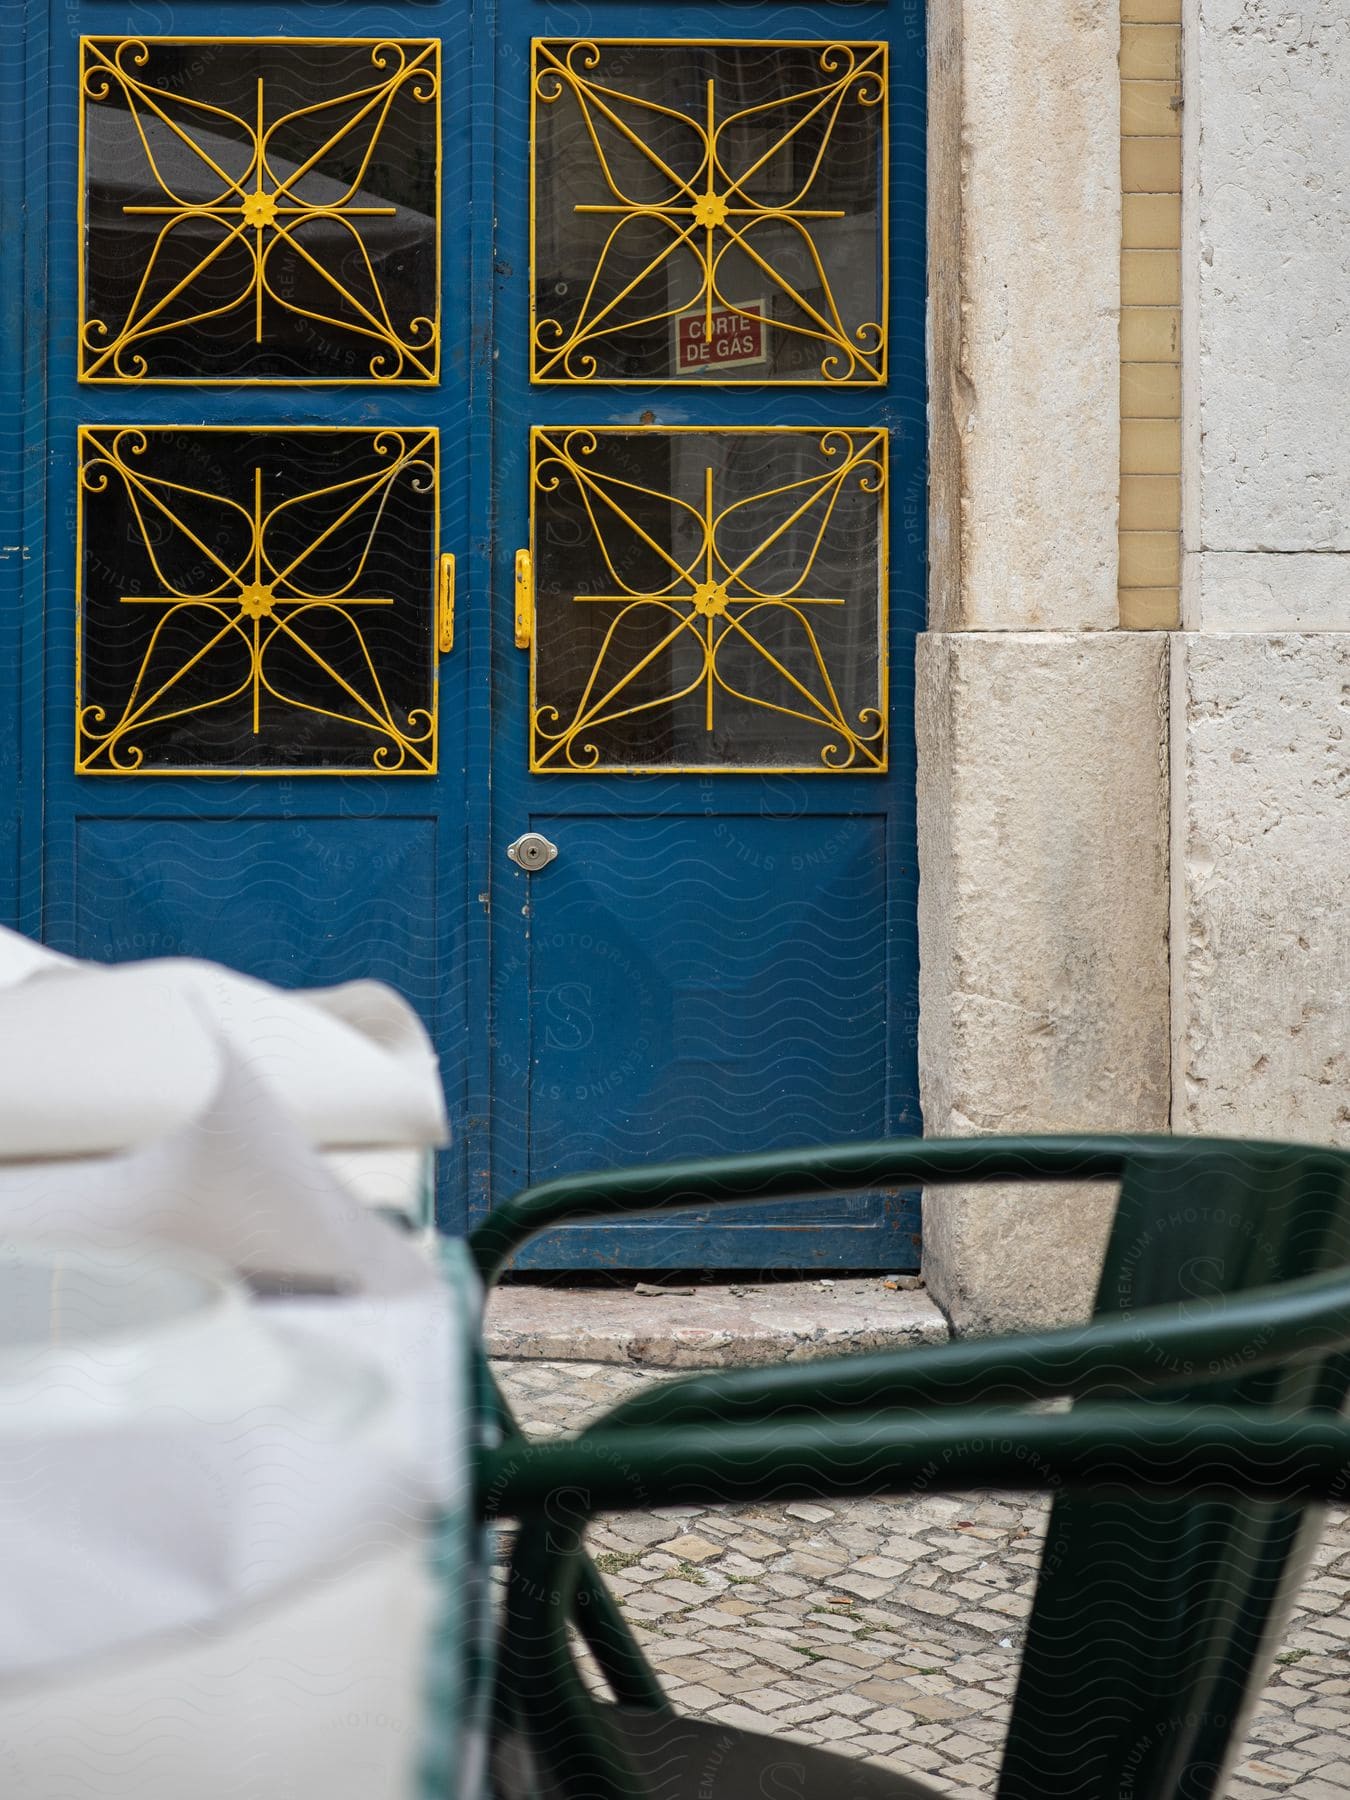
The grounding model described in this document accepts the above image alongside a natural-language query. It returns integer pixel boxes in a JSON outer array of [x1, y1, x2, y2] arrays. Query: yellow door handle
[[514, 548, 533, 649], [438, 552, 455, 654]]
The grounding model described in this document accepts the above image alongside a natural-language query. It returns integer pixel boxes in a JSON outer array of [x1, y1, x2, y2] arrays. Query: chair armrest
[[468, 1133, 1156, 1282], [481, 1403, 1350, 1518]]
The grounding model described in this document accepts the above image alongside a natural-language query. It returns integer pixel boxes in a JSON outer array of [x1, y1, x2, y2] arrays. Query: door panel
[[520, 812, 917, 1266], [73, 816, 439, 998], [529, 812, 889, 1171]]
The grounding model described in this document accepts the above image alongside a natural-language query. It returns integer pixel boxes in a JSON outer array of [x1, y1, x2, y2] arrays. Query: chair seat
[[493, 1703, 941, 1800]]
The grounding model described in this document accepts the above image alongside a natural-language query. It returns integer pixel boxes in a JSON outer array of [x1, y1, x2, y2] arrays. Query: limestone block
[[483, 1281, 948, 1369], [928, 0, 1120, 631], [1184, 551, 1350, 632], [917, 631, 1171, 1333], [1171, 633, 1350, 1144], [1184, 1, 1350, 553]]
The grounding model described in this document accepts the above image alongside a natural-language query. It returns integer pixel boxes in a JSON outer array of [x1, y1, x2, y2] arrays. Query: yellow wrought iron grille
[[531, 40, 887, 385], [79, 38, 440, 383], [77, 426, 439, 774], [529, 427, 887, 773]]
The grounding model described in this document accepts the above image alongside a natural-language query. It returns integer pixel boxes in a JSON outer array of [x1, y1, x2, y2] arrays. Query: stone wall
[[919, 0, 1350, 1332]]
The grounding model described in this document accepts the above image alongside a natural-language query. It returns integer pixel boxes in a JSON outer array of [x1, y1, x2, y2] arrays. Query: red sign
[[675, 302, 766, 373]]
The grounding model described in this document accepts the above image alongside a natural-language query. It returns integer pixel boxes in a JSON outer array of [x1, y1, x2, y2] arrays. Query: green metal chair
[[472, 1135, 1350, 1800]]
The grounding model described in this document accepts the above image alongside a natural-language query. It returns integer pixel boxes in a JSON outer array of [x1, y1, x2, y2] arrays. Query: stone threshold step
[[484, 1277, 949, 1368]]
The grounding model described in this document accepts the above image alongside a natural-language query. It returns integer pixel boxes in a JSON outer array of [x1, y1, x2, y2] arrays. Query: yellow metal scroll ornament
[[79, 38, 440, 383], [76, 427, 438, 774], [531, 40, 887, 385], [529, 427, 887, 774]]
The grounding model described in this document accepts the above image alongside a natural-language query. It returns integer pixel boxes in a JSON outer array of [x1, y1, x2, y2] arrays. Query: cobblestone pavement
[[495, 1359, 1350, 1800]]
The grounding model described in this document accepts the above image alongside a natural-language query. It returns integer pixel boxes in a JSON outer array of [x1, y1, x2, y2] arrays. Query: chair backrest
[[998, 1139, 1350, 1800]]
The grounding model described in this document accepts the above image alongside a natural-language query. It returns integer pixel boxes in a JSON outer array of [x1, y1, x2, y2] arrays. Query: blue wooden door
[[485, 4, 926, 1267], [4, 0, 924, 1266]]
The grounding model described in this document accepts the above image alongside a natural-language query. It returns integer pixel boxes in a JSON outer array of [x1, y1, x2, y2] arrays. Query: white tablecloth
[[0, 931, 472, 1798], [0, 926, 448, 1216]]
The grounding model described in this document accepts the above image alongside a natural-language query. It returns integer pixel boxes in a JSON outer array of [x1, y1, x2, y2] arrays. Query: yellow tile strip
[[1120, 2, 1182, 629]]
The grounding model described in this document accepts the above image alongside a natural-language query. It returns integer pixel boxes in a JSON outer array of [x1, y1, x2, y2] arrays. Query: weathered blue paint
[[0, 0, 26, 937], [5, 0, 925, 1269]]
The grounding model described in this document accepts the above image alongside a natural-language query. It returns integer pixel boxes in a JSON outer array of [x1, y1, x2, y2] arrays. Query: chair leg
[[573, 1563, 671, 1712], [503, 1505, 644, 1800], [482, 1364, 668, 1712]]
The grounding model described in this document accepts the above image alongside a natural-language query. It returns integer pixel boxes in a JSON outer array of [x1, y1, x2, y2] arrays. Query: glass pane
[[81, 39, 439, 383], [78, 427, 438, 773], [532, 40, 887, 385], [530, 427, 887, 772]]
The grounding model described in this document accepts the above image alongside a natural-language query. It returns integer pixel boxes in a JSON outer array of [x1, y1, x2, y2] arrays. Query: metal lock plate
[[507, 831, 558, 872]]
